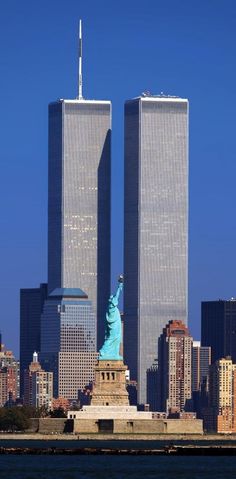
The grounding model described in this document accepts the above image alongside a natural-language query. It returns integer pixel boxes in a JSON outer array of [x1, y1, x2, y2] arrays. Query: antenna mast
[[78, 19, 83, 99]]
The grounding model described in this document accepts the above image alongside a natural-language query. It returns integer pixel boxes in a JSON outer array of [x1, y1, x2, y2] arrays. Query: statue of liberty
[[99, 275, 123, 360]]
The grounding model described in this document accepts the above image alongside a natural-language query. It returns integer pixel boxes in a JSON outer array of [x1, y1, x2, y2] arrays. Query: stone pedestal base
[[70, 405, 152, 419], [90, 360, 129, 406]]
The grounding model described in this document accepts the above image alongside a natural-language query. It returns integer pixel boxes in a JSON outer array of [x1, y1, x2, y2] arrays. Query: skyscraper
[[40, 288, 98, 400], [24, 352, 53, 409], [48, 99, 111, 348], [47, 21, 111, 350], [124, 94, 189, 403], [191, 341, 211, 417], [157, 320, 192, 414], [0, 342, 19, 406], [206, 357, 236, 433], [201, 299, 236, 363], [20, 283, 48, 397], [192, 341, 211, 393]]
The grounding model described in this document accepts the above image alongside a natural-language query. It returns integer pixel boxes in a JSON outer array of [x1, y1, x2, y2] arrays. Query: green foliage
[[0, 407, 30, 431], [20, 406, 40, 418], [49, 407, 67, 418], [20, 405, 50, 418]]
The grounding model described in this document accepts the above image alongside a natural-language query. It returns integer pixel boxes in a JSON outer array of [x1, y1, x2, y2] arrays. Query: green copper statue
[[99, 275, 123, 360]]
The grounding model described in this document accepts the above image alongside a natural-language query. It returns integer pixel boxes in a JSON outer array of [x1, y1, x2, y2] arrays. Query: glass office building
[[48, 99, 111, 349], [40, 288, 97, 399], [202, 299, 236, 364], [124, 95, 189, 404]]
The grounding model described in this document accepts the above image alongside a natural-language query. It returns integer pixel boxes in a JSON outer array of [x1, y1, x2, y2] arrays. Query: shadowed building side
[[201, 299, 236, 364], [20, 283, 48, 398]]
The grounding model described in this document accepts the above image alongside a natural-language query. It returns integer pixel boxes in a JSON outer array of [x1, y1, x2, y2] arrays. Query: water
[[1, 455, 236, 479], [1, 438, 236, 448], [1, 440, 236, 479]]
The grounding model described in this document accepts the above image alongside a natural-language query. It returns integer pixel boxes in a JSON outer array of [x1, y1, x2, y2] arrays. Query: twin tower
[[47, 93, 189, 404]]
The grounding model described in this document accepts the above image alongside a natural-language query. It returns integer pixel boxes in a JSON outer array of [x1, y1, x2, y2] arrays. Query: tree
[[0, 407, 30, 432], [50, 407, 66, 418]]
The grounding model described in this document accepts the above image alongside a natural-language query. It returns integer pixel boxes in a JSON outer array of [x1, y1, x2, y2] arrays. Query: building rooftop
[[50, 99, 111, 105], [128, 92, 188, 102], [49, 288, 88, 299]]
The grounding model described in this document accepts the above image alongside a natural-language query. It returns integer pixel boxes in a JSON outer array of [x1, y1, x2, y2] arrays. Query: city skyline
[[1, 1, 236, 355]]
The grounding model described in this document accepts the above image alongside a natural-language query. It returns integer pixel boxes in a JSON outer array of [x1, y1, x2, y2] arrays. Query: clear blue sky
[[1, 0, 236, 356]]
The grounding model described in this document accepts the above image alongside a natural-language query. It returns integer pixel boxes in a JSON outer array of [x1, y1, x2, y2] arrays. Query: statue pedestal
[[90, 360, 129, 406]]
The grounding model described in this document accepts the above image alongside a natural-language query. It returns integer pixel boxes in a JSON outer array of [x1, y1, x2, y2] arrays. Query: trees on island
[[0, 407, 30, 432], [0, 405, 67, 431]]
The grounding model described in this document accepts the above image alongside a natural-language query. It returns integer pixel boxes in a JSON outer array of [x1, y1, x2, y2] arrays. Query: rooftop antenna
[[78, 19, 83, 99]]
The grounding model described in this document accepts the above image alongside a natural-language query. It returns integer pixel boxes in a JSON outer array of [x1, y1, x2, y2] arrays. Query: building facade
[[192, 341, 211, 392], [20, 283, 48, 397], [205, 357, 236, 433], [40, 288, 98, 400], [24, 352, 42, 406], [0, 367, 18, 407], [191, 341, 211, 417], [124, 94, 189, 403], [157, 320, 192, 414], [201, 299, 236, 364], [0, 348, 19, 405], [24, 352, 53, 409], [31, 371, 53, 409], [146, 359, 158, 411], [48, 99, 111, 349]]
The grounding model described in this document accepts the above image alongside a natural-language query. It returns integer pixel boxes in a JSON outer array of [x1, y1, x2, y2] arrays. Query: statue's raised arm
[[99, 275, 123, 360], [111, 275, 123, 304]]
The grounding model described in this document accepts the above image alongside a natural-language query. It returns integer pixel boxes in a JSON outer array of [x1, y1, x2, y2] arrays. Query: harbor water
[[1, 440, 236, 478]]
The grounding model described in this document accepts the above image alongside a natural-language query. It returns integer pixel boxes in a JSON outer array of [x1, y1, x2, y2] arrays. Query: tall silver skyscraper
[[124, 94, 189, 404], [47, 21, 111, 348], [48, 99, 111, 346]]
